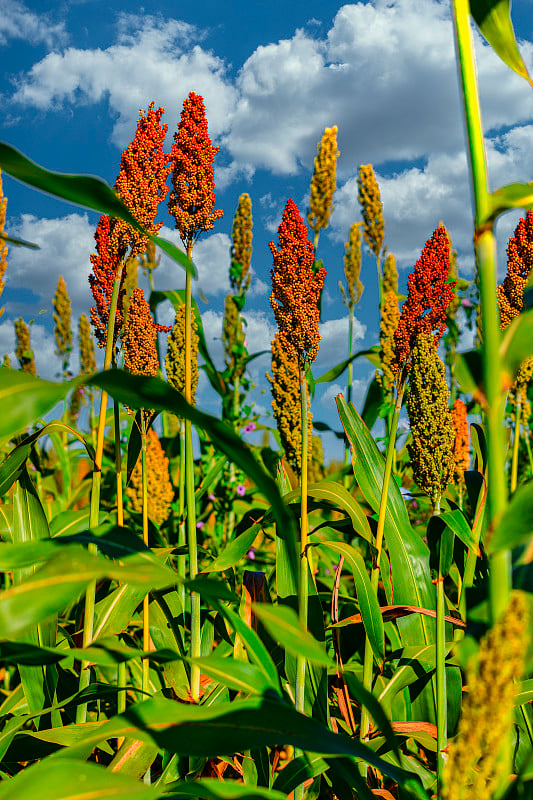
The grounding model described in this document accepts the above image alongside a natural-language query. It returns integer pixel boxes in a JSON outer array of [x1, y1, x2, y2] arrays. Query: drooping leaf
[[361, 376, 385, 431], [0, 141, 196, 276], [470, 1, 533, 88], [500, 308, 533, 384], [252, 603, 331, 667], [488, 478, 533, 554], [205, 525, 261, 572]]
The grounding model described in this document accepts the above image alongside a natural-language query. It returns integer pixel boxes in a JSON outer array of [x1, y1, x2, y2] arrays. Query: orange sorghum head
[[123, 288, 160, 379], [89, 103, 170, 348], [450, 398, 469, 483], [270, 199, 326, 364], [392, 225, 456, 374], [168, 92, 223, 248], [267, 330, 313, 477], [231, 193, 253, 295], [357, 164, 384, 259], [497, 211, 533, 329], [307, 126, 339, 237], [127, 428, 174, 526]]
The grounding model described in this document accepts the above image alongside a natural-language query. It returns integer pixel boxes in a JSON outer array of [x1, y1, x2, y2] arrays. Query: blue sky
[[1, 0, 533, 460]]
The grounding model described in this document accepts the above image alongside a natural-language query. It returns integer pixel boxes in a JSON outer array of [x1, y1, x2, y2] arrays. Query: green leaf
[[470, 1, 533, 88], [500, 308, 533, 383], [204, 525, 260, 572], [252, 603, 331, 667], [190, 652, 274, 695], [315, 350, 371, 384], [438, 509, 479, 553], [321, 541, 385, 664], [487, 182, 533, 223], [0, 141, 196, 277], [0, 757, 159, 799], [0, 368, 76, 439], [488, 479, 533, 554], [0, 545, 176, 637], [285, 481, 372, 545], [167, 778, 288, 800], [0, 232, 39, 249], [361, 376, 385, 431], [456, 350, 483, 398], [272, 754, 329, 794], [212, 601, 280, 692], [336, 396, 435, 650], [377, 644, 441, 715]]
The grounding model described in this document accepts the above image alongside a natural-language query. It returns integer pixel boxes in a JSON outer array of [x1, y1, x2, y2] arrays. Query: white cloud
[[12, 14, 237, 148], [0, 0, 66, 48], [316, 315, 366, 366], [6, 212, 95, 316], [0, 319, 58, 379], [156, 229, 232, 297]]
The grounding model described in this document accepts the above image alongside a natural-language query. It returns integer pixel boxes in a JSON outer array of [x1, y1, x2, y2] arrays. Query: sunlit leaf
[[470, 1, 533, 88]]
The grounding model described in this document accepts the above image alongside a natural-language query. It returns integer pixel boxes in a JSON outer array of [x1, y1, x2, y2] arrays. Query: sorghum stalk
[[141, 418, 150, 695], [511, 399, 522, 494], [452, 0, 510, 627]]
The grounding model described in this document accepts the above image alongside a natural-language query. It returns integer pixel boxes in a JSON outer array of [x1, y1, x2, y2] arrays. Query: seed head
[[382, 252, 398, 295], [377, 289, 400, 393], [223, 293, 246, 382], [89, 103, 170, 347], [122, 288, 160, 379], [79, 314, 96, 376], [165, 302, 200, 405], [53, 275, 72, 374], [357, 164, 384, 259], [450, 398, 469, 484], [443, 592, 529, 800], [497, 211, 533, 329], [15, 317, 36, 376], [3, 353, 11, 368], [341, 222, 364, 308], [231, 193, 253, 295], [127, 428, 174, 526], [270, 199, 325, 364], [168, 92, 223, 248], [406, 333, 455, 506], [308, 126, 339, 237], [267, 330, 313, 477], [393, 225, 456, 374]]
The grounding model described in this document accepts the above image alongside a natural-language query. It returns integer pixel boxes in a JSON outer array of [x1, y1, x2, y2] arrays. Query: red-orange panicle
[[497, 211, 533, 329], [89, 102, 171, 348], [270, 199, 325, 364], [168, 92, 223, 247], [392, 225, 456, 373], [450, 398, 469, 483]]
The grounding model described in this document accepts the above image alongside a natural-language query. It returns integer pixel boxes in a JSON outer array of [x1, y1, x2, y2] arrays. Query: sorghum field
[[0, 3, 531, 800]]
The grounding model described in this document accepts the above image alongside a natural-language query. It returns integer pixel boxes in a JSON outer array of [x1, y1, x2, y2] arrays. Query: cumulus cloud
[[316, 315, 366, 367], [0, 0, 67, 48], [155, 229, 232, 297], [6, 212, 95, 315], [12, 14, 237, 148]]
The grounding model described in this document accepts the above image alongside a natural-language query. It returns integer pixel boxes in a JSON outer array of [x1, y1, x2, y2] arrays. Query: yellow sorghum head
[[341, 222, 364, 308], [377, 289, 400, 393], [15, 317, 36, 376], [53, 275, 72, 373], [267, 331, 312, 476], [127, 428, 174, 526], [0, 169, 8, 318], [165, 302, 199, 405], [308, 435, 325, 484], [307, 126, 339, 237], [123, 287, 159, 378], [3, 353, 11, 368], [122, 254, 139, 321], [223, 293, 245, 381], [357, 164, 384, 259], [510, 355, 533, 409], [231, 193, 253, 294], [443, 592, 529, 800], [382, 252, 398, 295], [79, 314, 96, 376], [406, 333, 455, 505], [450, 398, 469, 484]]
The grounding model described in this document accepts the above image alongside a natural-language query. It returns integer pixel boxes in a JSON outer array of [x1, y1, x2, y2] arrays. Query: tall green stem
[[185, 249, 200, 701], [360, 382, 404, 755], [451, 0, 510, 624], [177, 424, 187, 613], [295, 361, 309, 800], [77, 262, 124, 723], [511, 399, 522, 494], [141, 420, 150, 696], [344, 307, 355, 483], [433, 498, 447, 796]]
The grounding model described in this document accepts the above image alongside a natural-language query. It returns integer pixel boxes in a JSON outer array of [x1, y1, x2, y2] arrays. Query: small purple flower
[[247, 547, 256, 560], [325, 568, 331, 576], [461, 298, 472, 308], [196, 521, 205, 530], [208, 493, 216, 501], [243, 421, 257, 434], [236, 484, 246, 497], [412, 500, 418, 509]]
